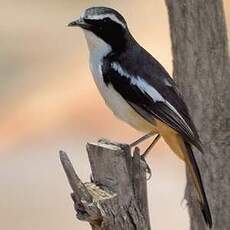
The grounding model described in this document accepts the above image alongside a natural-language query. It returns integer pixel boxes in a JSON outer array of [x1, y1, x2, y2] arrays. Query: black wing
[[102, 55, 203, 152]]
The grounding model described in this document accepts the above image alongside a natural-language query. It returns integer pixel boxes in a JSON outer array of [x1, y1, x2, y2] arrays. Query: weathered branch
[[165, 0, 230, 229], [60, 140, 151, 230]]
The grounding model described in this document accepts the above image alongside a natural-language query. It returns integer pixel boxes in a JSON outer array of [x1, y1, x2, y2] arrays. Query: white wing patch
[[111, 62, 164, 102], [111, 62, 194, 134]]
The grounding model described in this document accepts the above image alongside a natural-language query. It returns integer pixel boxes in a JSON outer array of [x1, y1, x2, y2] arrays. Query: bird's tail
[[184, 142, 212, 228]]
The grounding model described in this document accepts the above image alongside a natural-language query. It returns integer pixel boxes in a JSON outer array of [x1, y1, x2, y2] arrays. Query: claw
[[140, 154, 152, 180], [90, 174, 94, 183]]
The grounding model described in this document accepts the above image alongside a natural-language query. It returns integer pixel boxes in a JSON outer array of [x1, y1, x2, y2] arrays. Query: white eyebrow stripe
[[85, 14, 126, 28], [111, 62, 194, 134]]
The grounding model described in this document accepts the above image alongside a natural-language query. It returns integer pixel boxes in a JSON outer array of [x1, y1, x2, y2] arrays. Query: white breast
[[84, 31, 153, 132]]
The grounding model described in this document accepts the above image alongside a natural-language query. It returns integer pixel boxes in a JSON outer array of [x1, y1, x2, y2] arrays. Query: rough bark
[[60, 140, 151, 230], [165, 0, 230, 229]]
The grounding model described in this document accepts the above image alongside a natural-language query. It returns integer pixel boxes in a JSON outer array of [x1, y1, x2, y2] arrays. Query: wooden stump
[[60, 140, 151, 230]]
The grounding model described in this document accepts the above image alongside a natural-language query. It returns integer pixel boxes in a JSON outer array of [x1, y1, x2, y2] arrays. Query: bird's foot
[[140, 154, 152, 180], [90, 173, 94, 183]]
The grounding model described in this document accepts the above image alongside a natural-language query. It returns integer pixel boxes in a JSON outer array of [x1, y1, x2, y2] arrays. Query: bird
[[68, 6, 212, 228]]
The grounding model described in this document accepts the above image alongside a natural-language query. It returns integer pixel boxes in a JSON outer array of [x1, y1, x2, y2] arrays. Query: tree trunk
[[165, 0, 230, 229], [60, 140, 151, 230]]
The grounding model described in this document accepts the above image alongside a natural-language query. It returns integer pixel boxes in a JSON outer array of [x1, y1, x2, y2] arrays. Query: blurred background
[[0, 0, 229, 229]]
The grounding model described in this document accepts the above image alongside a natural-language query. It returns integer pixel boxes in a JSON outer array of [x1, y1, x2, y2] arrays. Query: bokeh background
[[0, 1, 229, 229]]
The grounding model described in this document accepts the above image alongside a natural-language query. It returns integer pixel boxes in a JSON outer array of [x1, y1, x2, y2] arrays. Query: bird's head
[[68, 7, 130, 53]]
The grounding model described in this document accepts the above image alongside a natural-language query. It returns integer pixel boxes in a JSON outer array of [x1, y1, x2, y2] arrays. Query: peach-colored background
[[0, 1, 229, 229]]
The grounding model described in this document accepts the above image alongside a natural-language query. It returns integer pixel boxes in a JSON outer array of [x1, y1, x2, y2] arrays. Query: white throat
[[83, 30, 111, 102], [82, 30, 153, 133], [83, 31, 112, 61]]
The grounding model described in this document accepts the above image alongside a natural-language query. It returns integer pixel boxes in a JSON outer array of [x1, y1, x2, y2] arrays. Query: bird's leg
[[141, 134, 161, 158], [140, 134, 161, 179], [130, 132, 154, 147]]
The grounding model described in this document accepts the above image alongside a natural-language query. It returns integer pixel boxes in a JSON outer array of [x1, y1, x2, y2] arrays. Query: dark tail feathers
[[184, 142, 212, 228]]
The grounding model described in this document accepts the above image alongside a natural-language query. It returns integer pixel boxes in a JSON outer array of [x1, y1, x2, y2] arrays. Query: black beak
[[67, 18, 91, 29]]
